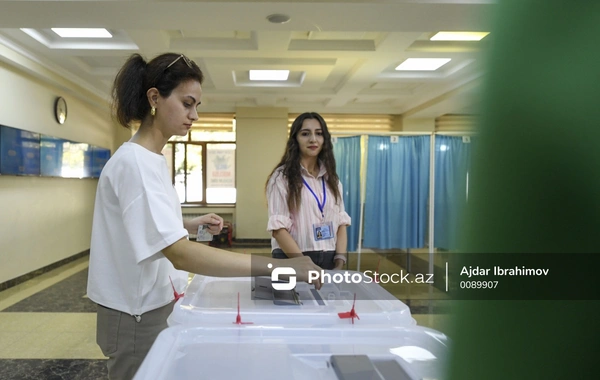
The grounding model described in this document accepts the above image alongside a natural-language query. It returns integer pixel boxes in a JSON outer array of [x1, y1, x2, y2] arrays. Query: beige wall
[[402, 118, 436, 132], [435, 114, 477, 132], [0, 60, 117, 284], [235, 107, 288, 239]]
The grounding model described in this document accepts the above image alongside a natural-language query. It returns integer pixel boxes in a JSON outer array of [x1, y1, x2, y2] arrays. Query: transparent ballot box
[[168, 271, 416, 328], [133, 324, 449, 380]]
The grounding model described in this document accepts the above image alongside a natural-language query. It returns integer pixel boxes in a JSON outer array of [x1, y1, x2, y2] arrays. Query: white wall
[[0, 60, 117, 284]]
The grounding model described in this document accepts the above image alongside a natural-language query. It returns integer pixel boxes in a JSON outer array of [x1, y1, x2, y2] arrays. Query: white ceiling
[[0, 0, 495, 118]]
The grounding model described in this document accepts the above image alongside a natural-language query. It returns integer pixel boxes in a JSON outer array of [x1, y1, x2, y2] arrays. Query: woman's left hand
[[333, 260, 345, 270], [193, 213, 224, 235]]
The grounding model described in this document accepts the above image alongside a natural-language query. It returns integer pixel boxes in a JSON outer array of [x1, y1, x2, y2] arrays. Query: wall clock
[[54, 96, 67, 124]]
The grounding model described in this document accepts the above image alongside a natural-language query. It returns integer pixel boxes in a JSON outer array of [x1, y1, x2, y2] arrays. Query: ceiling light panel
[[232, 70, 306, 88], [51, 28, 112, 38], [249, 70, 290, 81], [430, 32, 489, 41], [395, 58, 451, 71], [20, 28, 137, 50]]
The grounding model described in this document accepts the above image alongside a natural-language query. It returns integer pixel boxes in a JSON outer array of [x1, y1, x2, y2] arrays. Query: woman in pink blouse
[[266, 112, 351, 270]]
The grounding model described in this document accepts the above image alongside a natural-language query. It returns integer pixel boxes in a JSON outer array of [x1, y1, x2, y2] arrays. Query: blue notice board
[[60, 141, 91, 178], [91, 146, 111, 178], [1, 125, 109, 179], [83, 146, 93, 178], [40, 135, 65, 177], [0, 125, 40, 175]]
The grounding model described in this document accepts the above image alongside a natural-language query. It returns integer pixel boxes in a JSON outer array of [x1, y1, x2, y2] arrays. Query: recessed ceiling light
[[430, 31, 489, 41], [249, 70, 290, 81], [266, 14, 291, 24], [395, 58, 451, 71], [51, 28, 112, 38]]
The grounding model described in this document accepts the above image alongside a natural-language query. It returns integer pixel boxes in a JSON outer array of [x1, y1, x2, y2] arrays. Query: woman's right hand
[[286, 256, 323, 290]]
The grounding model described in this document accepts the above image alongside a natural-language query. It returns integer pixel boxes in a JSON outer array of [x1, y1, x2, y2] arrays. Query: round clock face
[[55, 97, 67, 124]]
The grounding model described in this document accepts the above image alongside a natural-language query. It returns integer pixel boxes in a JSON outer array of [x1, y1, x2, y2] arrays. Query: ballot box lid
[[167, 271, 416, 328]]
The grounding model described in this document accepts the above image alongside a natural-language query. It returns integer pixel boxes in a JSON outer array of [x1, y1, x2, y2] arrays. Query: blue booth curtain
[[363, 135, 430, 249], [434, 135, 473, 250], [333, 136, 361, 252]]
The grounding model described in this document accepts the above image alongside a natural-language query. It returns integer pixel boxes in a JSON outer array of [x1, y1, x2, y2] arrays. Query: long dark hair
[[266, 112, 340, 214], [111, 53, 204, 128]]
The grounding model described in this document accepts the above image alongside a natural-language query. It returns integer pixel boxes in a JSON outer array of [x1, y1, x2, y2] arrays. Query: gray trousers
[[96, 301, 175, 380], [272, 248, 336, 270]]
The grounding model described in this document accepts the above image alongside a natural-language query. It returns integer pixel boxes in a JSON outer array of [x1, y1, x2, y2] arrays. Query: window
[[162, 113, 236, 204]]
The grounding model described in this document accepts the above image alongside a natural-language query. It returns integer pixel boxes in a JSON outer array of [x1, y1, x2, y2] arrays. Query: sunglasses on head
[[165, 54, 194, 70]]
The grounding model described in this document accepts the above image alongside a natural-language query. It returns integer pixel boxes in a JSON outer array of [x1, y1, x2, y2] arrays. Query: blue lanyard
[[302, 176, 326, 217]]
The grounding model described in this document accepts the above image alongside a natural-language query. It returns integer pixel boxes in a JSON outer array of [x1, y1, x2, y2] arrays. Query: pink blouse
[[266, 164, 351, 252]]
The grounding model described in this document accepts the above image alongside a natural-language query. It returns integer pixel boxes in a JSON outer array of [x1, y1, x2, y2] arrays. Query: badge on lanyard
[[303, 177, 334, 241], [313, 221, 334, 241]]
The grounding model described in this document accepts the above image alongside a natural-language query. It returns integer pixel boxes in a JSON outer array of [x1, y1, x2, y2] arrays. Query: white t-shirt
[[87, 142, 189, 316]]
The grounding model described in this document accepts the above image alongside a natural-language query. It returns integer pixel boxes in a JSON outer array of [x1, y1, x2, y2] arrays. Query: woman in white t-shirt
[[266, 112, 351, 270], [87, 53, 321, 380]]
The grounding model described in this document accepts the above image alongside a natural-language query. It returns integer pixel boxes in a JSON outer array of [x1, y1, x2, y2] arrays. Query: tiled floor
[[0, 246, 453, 379]]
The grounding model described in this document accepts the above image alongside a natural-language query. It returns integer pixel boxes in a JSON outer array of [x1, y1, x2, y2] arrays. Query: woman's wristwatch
[[334, 254, 347, 263]]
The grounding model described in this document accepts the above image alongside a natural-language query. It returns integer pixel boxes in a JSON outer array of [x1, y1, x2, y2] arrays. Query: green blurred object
[[448, 1, 600, 379]]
